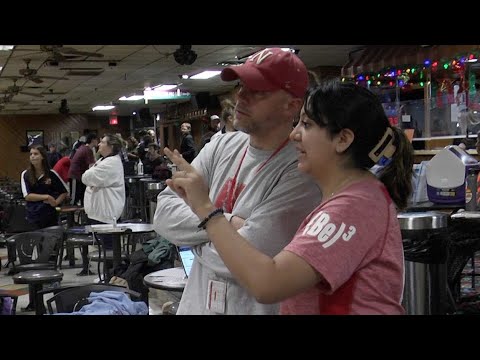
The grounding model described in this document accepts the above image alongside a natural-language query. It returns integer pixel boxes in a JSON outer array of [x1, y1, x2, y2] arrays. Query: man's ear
[[335, 128, 355, 154], [284, 97, 303, 115]]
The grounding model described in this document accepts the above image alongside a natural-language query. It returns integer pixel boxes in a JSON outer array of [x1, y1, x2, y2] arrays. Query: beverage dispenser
[[426, 145, 479, 204]]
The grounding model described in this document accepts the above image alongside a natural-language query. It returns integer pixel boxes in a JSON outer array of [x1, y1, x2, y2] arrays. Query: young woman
[[164, 80, 414, 314], [21, 145, 69, 229]]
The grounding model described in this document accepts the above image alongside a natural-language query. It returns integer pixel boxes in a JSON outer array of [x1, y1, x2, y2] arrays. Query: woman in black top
[[21, 145, 69, 229], [144, 144, 163, 172]]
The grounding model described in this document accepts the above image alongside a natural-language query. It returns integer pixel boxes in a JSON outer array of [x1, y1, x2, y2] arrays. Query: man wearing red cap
[[153, 48, 321, 314]]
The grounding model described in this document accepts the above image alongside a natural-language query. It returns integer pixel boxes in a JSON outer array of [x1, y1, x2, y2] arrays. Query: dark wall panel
[[0, 114, 89, 179]]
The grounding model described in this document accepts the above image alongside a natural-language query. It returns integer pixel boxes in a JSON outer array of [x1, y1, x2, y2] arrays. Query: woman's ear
[[335, 128, 355, 154]]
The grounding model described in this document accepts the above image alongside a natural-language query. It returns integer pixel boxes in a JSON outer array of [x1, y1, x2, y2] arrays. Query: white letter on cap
[[249, 49, 273, 65]]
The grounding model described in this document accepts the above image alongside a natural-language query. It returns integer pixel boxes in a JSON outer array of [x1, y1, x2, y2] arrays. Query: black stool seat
[[64, 235, 94, 272], [66, 235, 95, 276], [15, 263, 56, 272], [13, 270, 63, 284], [13, 270, 64, 314], [66, 235, 94, 245]]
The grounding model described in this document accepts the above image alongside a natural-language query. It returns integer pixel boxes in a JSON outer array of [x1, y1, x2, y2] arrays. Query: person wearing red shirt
[[53, 155, 71, 183]]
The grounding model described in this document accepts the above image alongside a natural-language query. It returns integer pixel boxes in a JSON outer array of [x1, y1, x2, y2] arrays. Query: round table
[[67, 223, 155, 271], [58, 205, 85, 227], [143, 267, 186, 291]]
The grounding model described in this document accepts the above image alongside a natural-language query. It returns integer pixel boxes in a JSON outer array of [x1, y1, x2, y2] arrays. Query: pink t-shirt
[[281, 178, 405, 315]]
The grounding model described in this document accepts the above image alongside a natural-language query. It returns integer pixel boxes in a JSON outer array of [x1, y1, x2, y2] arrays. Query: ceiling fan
[[0, 93, 27, 104], [40, 45, 104, 62], [0, 78, 44, 98], [15, 59, 69, 84]]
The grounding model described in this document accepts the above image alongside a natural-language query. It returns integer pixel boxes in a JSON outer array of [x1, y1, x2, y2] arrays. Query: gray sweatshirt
[[153, 131, 322, 314]]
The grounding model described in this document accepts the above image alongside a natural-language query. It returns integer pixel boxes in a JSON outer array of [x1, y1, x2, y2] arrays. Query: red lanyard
[[215, 138, 290, 212], [236, 137, 290, 177]]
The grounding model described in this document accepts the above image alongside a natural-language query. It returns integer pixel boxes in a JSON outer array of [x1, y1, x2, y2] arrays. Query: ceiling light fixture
[[119, 95, 144, 101], [152, 84, 178, 91], [281, 47, 299, 54], [217, 60, 243, 66], [92, 105, 116, 111], [143, 88, 191, 101], [189, 70, 221, 80]]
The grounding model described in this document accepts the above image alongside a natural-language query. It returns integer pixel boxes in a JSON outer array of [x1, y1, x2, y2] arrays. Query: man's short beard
[[233, 119, 251, 134]]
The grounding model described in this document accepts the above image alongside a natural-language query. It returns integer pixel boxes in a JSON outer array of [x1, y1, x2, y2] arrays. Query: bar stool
[[13, 270, 64, 314], [65, 234, 95, 275], [7, 230, 64, 313]]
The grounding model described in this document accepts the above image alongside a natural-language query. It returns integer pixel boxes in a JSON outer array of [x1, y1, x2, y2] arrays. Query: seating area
[[42, 283, 142, 314], [0, 242, 178, 315]]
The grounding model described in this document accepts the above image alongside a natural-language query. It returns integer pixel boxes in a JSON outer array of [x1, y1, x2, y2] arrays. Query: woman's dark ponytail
[[378, 127, 414, 210]]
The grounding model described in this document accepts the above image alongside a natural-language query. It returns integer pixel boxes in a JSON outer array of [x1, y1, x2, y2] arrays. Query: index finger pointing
[[164, 147, 192, 171]]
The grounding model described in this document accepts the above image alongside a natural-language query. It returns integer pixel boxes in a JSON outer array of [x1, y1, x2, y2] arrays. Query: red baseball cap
[[221, 48, 308, 99]]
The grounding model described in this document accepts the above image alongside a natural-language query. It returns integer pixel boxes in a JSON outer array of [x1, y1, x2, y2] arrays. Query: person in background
[[47, 142, 62, 168], [71, 129, 91, 158], [164, 80, 414, 314], [70, 136, 85, 160], [126, 136, 139, 161], [200, 115, 222, 149], [115, 133, 129, 162], [210, 100, 237, 143], [21, 145, 69, 229], [147, 129, 159, 146], [211, 115, 221, 131], [154, 47, 322, 314], [68, 133, 98, 206], [144, 143, 164, 173], [53, 147, 71, 183], [137, 134, 153, 162], [82, 134, 125, 250], [179, 122, 196, 163]]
